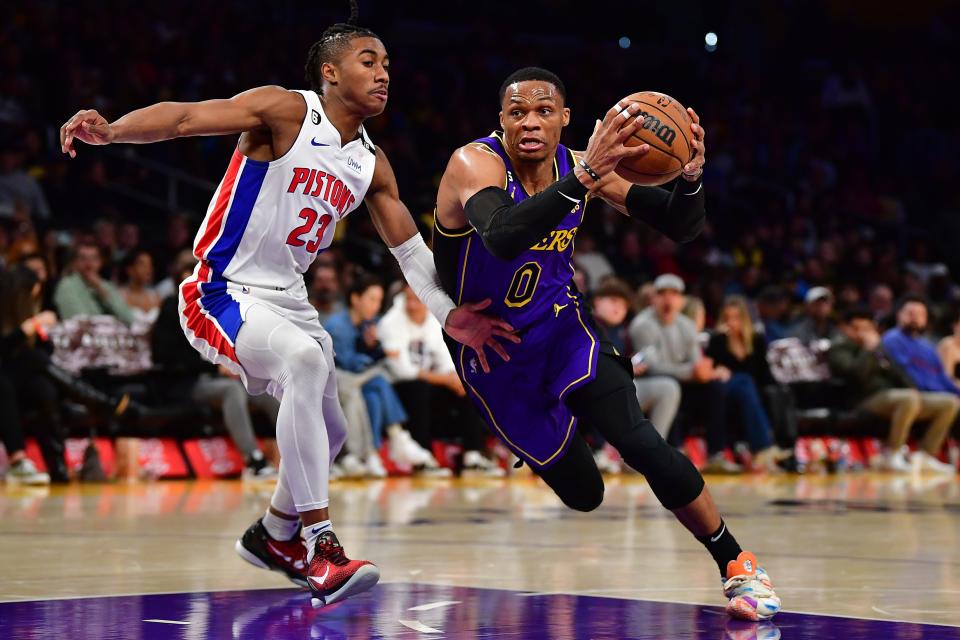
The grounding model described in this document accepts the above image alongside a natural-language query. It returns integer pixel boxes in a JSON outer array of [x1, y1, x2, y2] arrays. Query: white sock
[[302, 520, 333, 563], [262, 509, 300, 541]]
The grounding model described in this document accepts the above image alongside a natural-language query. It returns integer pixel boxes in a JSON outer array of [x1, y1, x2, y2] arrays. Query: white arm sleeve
[[389, 233, 457, 329]]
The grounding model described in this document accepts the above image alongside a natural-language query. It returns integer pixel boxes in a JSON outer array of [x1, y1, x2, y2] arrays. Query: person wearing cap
[[629, 274, 742, 474], [787, 286, 838, 345]]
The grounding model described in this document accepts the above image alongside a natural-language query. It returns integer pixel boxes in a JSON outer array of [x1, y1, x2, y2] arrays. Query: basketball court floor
[[1, 473, 958, 638]]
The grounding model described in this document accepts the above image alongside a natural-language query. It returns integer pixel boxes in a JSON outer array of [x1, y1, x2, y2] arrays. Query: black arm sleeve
[[464, 171, 589, 261], [624, 175, 705, 243]]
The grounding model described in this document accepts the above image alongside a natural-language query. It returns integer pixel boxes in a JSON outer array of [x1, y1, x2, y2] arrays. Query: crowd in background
[[2, 0, 960, 483]]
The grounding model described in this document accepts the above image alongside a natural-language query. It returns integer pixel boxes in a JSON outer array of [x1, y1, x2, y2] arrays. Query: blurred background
[[2, 0, 960, 483]]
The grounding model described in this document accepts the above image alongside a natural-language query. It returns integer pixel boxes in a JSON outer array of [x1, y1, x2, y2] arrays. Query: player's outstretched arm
[[59, 86, 302, 157], [443, 101, 649, 261], [365, 148, 520, 373], [589, 107, 707, 244]]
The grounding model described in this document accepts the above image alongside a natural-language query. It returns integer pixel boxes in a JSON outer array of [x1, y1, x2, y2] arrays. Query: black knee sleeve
[[568, 356, 704, 511], [561, 481, 604, 513], [621, 413, 704, 510]]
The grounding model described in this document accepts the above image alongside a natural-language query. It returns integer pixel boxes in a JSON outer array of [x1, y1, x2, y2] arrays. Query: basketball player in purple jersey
[[433, 67, 780, 620], [58, 3, 522, 608]]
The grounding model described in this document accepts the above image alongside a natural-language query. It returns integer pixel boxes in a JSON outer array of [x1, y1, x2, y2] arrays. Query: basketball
[[615, 91, 693, 186]]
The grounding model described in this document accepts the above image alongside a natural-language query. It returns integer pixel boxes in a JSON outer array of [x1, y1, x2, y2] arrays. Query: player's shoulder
[[447, 142, 504, 174], [236, 85, 306, 121]]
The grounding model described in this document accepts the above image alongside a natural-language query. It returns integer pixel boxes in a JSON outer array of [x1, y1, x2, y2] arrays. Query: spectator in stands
[[120, 249, 161, 327], [629, 274, 741, 473], [151, 261, 279, 479], [591, 278, 634, 353], [20, 252, 56, 312], [379, 283, 503, 476], [0, 135, 50, 222], [883, 296, 960, 398], [756, 286, 790, 342], [937, 308, 960, 388], [54, 241, 134, 324], [868, 284, 895, 328], [154, 248, 195, 300], [1, 265, 133, 482], [788, 286, 838, 344], [681, 296, 706, 333], [707, 296, 792, 470], [830, 307, 957, 473], [309, 264, 345, 325], [326, 275, 446, 475]]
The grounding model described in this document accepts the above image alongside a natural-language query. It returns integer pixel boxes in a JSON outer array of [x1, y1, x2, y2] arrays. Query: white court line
[[399, 619, 442, 634], [409, 600, 461, 611], [143, 619, 190, 625]]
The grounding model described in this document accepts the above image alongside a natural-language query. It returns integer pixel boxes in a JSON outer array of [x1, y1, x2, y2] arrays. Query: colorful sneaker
[[723, 551, 781, 621], [235, 518, 308, 588], [307, 530, 380, 608]]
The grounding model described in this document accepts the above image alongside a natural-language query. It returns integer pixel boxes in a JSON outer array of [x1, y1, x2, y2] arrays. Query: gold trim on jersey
[[458, 342, 577, 468], [433, 208, 475, 238]]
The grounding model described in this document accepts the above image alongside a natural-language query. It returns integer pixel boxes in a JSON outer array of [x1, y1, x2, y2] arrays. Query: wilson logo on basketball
[[638, 111, 677, 146]]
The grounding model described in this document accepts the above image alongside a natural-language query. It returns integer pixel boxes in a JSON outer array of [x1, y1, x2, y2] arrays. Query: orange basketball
[[614, 91, 693, 186]]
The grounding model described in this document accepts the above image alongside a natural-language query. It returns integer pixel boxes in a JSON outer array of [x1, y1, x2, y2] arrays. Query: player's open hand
[[60, 110, 115, 158], [682, 107, 706, 180], [578, 100, 651, 186], [444, 299, 520, 374]]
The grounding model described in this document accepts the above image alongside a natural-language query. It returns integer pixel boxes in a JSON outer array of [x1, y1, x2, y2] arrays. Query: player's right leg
[[233, 304, 378, 606], [565, 353, 780, 620]]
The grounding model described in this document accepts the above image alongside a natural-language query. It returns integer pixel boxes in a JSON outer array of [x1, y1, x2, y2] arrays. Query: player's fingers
[[492, 318, 515, 333], [622, 143, 651, 158], [492, 328, 521, 344], [615, 112, 646, 143], [465, 298, 492, 312], [687, 107, 700, 124], [474, 347, 490, 374], [691, 122, 705, 141], [487, 338, 511, 363]]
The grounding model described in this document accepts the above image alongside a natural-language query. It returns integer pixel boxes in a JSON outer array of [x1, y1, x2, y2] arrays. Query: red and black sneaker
[[234, 518, 308, 588], [307, 530, 380, 608]]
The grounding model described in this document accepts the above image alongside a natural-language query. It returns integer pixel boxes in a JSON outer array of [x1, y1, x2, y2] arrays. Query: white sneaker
[[339, 454, 367, 479], [329, 462, 344, 481], [242, 463, 278, 481], [912, 450, 956, 474], [883, 447, 912, 473], [388, 427, 418, 467], [462, 450, 506, 477], [365, 452, 387, 478], [414, 451, 452, 477], [593, 446, 622, 474], [5, 458, 50, 485]]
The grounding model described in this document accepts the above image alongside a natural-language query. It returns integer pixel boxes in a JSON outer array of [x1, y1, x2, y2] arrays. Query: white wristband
[[389, 233, 457, 328]]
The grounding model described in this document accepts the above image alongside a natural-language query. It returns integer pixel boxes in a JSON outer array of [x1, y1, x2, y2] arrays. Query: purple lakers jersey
[[433, 132, 601, 470]]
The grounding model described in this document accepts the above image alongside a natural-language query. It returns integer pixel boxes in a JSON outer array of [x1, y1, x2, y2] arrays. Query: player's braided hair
[[305, 0, 379, 95]]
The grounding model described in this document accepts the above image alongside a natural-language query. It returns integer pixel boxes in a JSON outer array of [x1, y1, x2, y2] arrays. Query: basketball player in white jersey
[[59, 8, 521, 607]]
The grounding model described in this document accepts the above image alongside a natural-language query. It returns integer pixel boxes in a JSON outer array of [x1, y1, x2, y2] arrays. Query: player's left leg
[[564, 352, 780, 620]]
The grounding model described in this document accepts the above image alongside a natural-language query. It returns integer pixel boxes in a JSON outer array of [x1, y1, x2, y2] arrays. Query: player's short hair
[[305, 0, 380, 94], [498, 67, 567, 105]]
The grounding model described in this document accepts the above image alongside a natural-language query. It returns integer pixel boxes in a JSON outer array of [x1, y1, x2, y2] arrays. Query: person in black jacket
[[705, 296, 785, 471], [151, 263, 279, 479], [1, 265, 130, 482]]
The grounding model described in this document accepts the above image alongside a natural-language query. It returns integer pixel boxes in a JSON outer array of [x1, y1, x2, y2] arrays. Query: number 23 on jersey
[[285, 207, 334, 254]]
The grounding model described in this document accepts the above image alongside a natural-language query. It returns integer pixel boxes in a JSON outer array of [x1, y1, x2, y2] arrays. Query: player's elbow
[[478, 231, 527, 261]]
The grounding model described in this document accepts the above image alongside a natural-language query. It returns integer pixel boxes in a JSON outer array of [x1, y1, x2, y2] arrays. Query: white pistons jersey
[[179, 89, 376, 372]]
